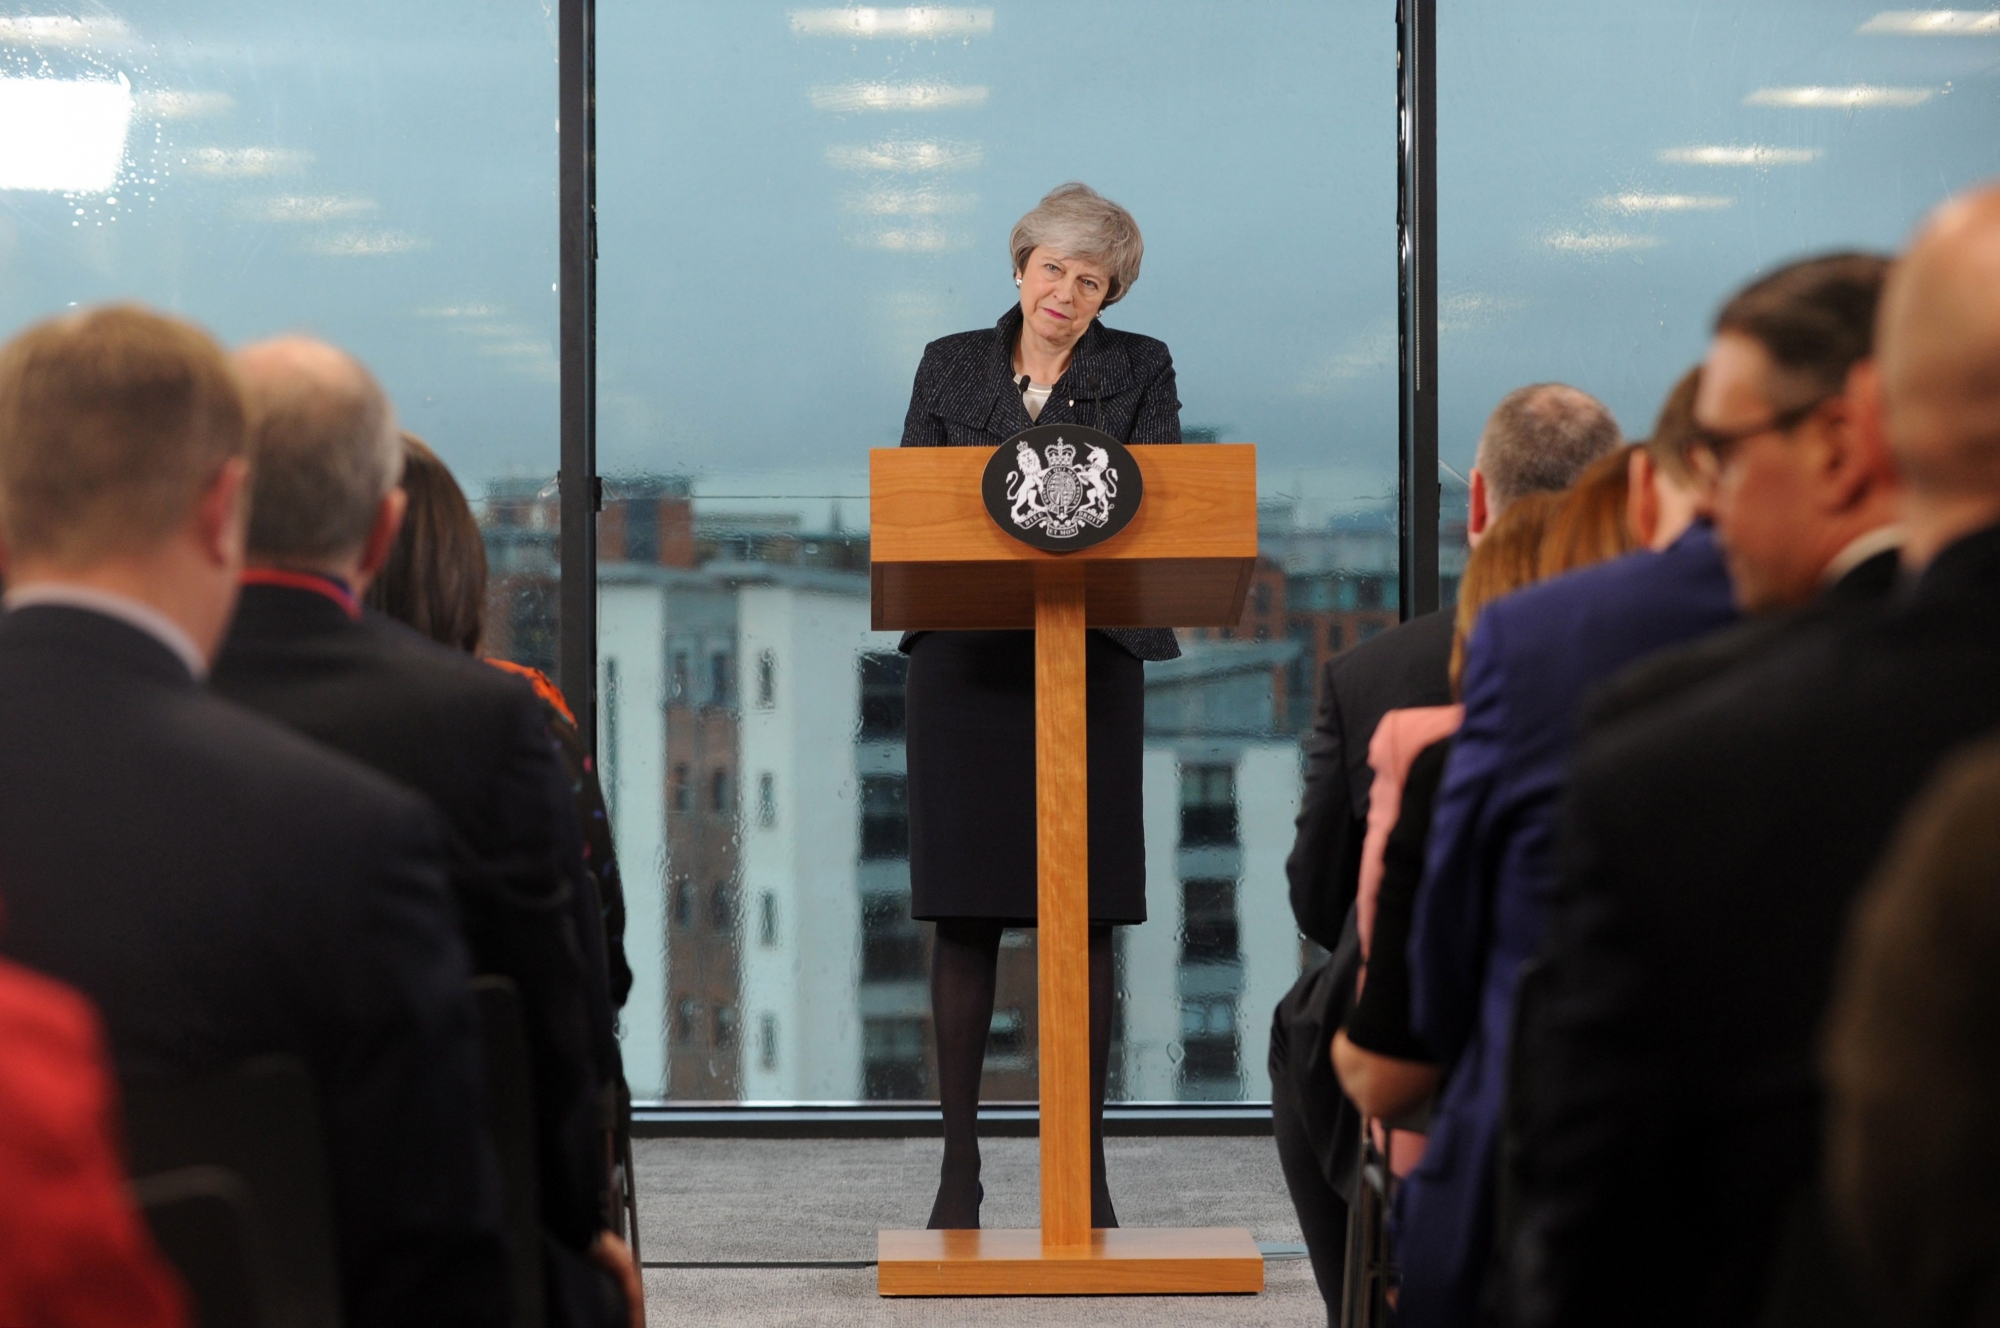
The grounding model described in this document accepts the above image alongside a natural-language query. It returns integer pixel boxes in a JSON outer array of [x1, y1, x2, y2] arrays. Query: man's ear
[[1628, 448, 1661, 548], [195, 456, 253, 570], [355, 487, 409, 584], [1468, 468, 1490, 543], [1828, 361, 1896, 511]]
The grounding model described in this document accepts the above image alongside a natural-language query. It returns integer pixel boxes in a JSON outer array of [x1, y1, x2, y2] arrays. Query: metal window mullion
[[559, 0, 599, 750], [1397, 0, 1441, 621]]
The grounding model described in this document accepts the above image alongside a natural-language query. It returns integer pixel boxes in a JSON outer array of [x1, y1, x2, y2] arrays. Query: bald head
[[1475, 383, 1622, 513], [236, 336, 401, 565], [1880, 187, 2000, 502]]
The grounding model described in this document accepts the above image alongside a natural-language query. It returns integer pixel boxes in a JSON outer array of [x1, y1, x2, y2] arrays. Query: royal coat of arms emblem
[[979, 424, 1144, 552]]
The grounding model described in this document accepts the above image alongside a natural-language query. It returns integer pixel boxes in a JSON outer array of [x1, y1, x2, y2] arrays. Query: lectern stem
[[1033, 561, 1091, 1249]]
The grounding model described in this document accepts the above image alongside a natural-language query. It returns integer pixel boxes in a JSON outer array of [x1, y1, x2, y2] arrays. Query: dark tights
[[927, 918, 1117, 1229]]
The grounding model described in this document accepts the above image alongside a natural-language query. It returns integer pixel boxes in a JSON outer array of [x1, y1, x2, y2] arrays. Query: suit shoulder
[[181, 686, 446, 836], [354, 615, 544, 719], [918, 326, 997, 371], [1097, 325, 1173, 366], [1328, 611, 1453, 693]]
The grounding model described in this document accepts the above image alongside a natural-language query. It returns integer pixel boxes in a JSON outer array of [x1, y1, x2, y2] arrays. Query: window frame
[[557, 0, 1440, 1121]]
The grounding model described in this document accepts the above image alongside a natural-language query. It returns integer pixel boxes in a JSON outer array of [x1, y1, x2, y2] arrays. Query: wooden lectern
[[869, 443, 1266, 1297]]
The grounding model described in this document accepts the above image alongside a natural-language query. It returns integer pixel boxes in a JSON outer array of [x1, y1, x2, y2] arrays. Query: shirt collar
[[1, 583, 209, 679], [240, 568, 360, 618], [1822, 524, 1907, 586]]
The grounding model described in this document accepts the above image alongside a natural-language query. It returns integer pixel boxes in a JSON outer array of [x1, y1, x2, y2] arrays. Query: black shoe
[[927, 1178, 984, 1230], [1092, 1182, 1118, 1230]]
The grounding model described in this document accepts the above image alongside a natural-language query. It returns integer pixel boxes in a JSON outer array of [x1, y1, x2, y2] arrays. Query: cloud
[[245, 194, 377, 223], [1745, 85, 1935, 108], [1596, 192, 1732, 213], [1657, 144, 1823, 166], [135, 90, 233, 120]]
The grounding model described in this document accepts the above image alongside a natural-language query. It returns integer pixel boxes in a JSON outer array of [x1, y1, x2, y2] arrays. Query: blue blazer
[[1392, 523, 1738, 1328]]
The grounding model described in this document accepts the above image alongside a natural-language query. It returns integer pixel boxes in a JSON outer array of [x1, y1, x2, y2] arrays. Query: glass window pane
[[0, 2, 560, 667], [599, 0, 1396, 1102], [1438, 0, 2000, 533]]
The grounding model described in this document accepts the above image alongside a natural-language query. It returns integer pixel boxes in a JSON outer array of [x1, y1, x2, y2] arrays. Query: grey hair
[[1475, 383, 1622, 512], [243, 344, 402, 562], [1009, 182, 1144, 305]]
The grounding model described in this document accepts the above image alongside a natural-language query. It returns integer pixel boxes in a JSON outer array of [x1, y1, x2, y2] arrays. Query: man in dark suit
[[207, 338, 638, 1328], [1589, 254, 1901, 731], [1271, 382, 1620, 1307], [1500, 185, 2000, 1328], [0, 305, 509, 1327]]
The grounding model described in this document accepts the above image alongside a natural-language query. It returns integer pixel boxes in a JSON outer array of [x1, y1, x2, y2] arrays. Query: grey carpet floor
[[634, 1136, 1327, 1326]]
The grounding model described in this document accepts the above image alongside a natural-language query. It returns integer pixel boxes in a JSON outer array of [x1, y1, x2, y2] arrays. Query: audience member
[[1625, 368, 1715, 551], [1397, 386, 1735, 1328], [206, 339, 635, 1328], [1590, 258, 1900, 730], [0, 306, 509, 1327], [1824, 736, 2000, 1328], [1336, 491, 1562, 1122], [1272, 383, 1620, 1305], [0, 946, 187, 1328], [366, 434, 632, 1014], [1502, 183, 2000, 1328], [1537, 444, 1638, 577]]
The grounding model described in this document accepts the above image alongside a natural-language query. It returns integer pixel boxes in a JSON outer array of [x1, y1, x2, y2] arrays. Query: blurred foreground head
[[0, 305, 252, 661], [1875, 183, 2000, 566]]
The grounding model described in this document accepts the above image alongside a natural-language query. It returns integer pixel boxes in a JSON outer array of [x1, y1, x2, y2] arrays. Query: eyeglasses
[[1693, 395, 1830, 460]]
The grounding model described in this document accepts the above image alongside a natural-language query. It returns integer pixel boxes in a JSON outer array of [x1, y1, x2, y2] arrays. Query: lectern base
[[876, 1227, 1264, 1296]]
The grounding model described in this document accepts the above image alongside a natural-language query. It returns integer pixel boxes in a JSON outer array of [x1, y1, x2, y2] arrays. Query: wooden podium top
[[869, 443, 1257, 632]]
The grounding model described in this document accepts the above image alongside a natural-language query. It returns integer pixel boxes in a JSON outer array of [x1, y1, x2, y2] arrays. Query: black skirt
[[905, 629, 1147, 925]]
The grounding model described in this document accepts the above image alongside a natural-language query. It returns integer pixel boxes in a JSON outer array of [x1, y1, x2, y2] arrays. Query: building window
[[710, 651, 734, 705], [759, 1013, 778, 1070], [1179, 764, 1238, 846], [674, 998, 699, 1047], [863, 1016, 928, 1100], [986, 1008, 1028, 1065], [756, 649, 776, 708], [671, 878, 692, 929], [1179, 998, 1239, 1081], [860, 774, 910, 860], [860, 894, 925, 981], [759, 891, 778, 947], [1181, 879, 1241, 966], [712, 1004, 738, 1050], [711, 882, 736, 933], [669, 763, 691, 812], [710, 768, 732, 814], [858, 652, 908, 740], [757, 772, 776, 828], [670, 650, 690, 701]]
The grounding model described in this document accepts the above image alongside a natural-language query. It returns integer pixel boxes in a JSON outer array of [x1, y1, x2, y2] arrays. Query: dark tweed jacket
[[898, 305, 1183, 661]]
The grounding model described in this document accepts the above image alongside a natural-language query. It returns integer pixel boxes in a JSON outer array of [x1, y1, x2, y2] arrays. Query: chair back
[[131, 1166, 268, 1328], [473, 975, 546, 1328], [122, 1056, 340, 1328]]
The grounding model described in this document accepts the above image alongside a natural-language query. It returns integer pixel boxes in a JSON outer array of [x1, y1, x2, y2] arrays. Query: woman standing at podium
[[897, 182, 1182, 1230]]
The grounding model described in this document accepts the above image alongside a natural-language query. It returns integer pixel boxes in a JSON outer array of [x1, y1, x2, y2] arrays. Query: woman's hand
[[591, 1231, 645, 1328], [1332, 1029, 1439, 1121]]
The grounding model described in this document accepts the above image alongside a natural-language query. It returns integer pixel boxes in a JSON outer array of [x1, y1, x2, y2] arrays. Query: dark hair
[[1476, 383, 1623, 511], [1646, 366, 1706, 484], [1540, 444, 1638, 577], [1714, 252, 1892, 405], [363, 434, 487, 653]]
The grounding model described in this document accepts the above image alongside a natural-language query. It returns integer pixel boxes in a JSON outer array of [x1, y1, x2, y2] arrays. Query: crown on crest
[[1045, 437, 1075, 466]]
